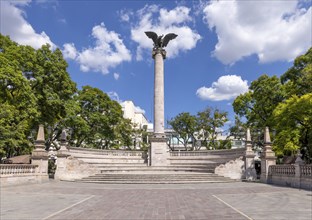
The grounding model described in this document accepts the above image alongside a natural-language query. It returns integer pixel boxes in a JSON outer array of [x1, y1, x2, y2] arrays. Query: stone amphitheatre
[[0, 31, 311, 220]]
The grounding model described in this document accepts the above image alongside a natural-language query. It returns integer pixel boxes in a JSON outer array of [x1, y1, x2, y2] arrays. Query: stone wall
[[169, 148, 245, 175], [54, 147, 146, 181], [54, 156, 98, 181], [0, 164, 49, 186], [214, 156, 245, 180]]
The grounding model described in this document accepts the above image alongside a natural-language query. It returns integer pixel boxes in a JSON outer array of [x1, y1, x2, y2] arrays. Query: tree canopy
[[66, 86, 134, 149], [168, 107, 229, 150], [273, 94, 312, 161], [232, 47, 312, 162], [233, 74, 285, 129], [0, 35, 137, 159]]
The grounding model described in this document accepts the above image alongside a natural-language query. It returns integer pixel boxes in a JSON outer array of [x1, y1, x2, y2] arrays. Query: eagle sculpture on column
[[145, 31, 178, 49]]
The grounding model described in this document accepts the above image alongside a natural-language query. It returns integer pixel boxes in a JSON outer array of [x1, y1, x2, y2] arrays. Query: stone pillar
[[149, 136, 168, 166], [31, 124, 49, 181], [244, 128, 257, 181], [149, 48, 169, 166], [152, 48, 166, 135], [58, 129, 69, 155], [260, 127, 276, 183], [54, 129, 69, 180]]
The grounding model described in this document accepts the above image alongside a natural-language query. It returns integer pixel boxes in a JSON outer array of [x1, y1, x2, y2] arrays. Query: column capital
[[152, 48, 166, 59]]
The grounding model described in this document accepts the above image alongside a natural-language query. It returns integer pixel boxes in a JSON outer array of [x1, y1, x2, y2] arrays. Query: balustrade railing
[[69, 147, 144, 157], [269, 165, 295, 176], [268, 164, 312, 190], [0, 164, 38, 175], [269, 164, 312, 178], [300, 165, 312, 177], [170, 148, 245, 157]]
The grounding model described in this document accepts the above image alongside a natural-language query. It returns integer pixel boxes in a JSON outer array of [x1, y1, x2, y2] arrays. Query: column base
[[260, 157, 276, 183], [149, 135, 168, 166]]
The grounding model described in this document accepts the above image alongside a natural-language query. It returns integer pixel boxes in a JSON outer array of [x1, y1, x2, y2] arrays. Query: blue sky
[[1, 0, 311, 131]]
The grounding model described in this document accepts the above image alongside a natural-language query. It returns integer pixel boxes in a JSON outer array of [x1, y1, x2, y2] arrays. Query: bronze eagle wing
[[145, 31, 158, 46], [162, 33, 178, 47]]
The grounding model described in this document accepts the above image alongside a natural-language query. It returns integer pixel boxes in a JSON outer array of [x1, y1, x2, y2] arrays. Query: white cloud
[[107, 91, 121, 102], [58, 18, 67, 24], [196, 75, 248, 101], [63, 43, 78, 59], [126, 5, 201, 60], [63, 23, 131, 74], [0, 1, 56, 49], [203, 0, 311, 64], [119, 9, 133, 22], [159, 6, 192, 27], [113, 72, 120, 80]]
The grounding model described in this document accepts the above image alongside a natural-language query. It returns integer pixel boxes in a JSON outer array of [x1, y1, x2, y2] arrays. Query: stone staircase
[[76, 172, 236, 184], [66, 147, 244, 184]]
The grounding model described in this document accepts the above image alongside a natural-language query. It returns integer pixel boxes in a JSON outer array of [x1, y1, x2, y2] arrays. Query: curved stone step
[[75, 173, 236, 184]]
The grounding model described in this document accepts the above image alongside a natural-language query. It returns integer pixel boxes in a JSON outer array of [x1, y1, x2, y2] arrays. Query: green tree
[[0, 34, 77, 153], [115, 118, 135, 149], [67, 86, 133, 149], [168, 112, 197, 150], [232, 47, 312, 161], [273, 94, 312, 162], [229, 115, 246, 140], [168, 108, 228, 151], [197, 107, 228, 149], [0, 35, 38, 158], [281, 47, 312, 97], [30, 45, 77, 146], [233, 74, 285, 129]]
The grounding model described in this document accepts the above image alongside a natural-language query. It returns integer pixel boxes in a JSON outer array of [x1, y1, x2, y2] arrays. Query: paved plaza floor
[[0, 180, 311, 220]]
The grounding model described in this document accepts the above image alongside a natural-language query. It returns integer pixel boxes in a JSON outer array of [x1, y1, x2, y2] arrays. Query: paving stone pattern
[[1, 181, 311, 220]]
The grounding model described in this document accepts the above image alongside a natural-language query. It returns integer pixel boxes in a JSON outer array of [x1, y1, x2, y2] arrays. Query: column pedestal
[[149, 134, 169, 166], [260, 127, 276, 183], [31, 125, 49, 181], [244, 128, 257, 181], [55, 129, 70, 180]]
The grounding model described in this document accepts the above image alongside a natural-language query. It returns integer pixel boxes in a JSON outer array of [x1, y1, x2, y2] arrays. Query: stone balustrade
[[69, 147, 144, 157], [300, 165, 312, 177], [269, 165, 295, 176], [268, 164, 312, 190], [170, 148, 245, 157], [0, 164, 38, 175]]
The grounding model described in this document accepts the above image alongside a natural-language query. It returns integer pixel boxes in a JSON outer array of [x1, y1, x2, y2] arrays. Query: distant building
[[121, 101, 148, 129], [121, 101, 149, 149]]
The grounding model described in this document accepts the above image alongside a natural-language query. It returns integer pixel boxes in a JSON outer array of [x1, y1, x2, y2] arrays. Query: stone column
[[54, 129, 69, 180], [31, 124, 49, 182], [149, 48, 168, 166], [152, 48, 166, 135], [244, 128, 257, 181], [260, 127, 276, 183]]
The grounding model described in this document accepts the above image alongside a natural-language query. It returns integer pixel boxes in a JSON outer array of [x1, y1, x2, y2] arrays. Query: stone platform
[[1, 180, 311, 219]]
